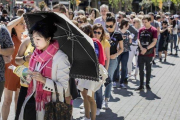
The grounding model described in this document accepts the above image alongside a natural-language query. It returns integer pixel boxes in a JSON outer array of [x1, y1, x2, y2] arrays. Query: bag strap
[[53, 81, 66, 103]]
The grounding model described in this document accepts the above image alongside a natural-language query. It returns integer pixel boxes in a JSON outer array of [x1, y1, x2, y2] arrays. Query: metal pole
[[169, 0, 170, 12]]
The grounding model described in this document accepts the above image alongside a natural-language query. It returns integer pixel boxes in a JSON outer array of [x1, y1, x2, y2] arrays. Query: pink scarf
[[27, 40, 59, 111]]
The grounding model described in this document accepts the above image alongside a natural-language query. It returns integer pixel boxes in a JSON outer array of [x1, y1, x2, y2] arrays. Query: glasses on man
[[106, 25, 114, 28], [94, 31, 101, 35]]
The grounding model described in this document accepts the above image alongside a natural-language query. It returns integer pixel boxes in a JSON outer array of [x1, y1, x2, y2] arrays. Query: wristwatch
[[146, 47, 148, 50], [23, 56, 26, 61]]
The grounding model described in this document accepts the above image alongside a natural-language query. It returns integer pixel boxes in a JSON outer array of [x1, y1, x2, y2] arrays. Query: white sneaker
[[81, 117, 91, 120], [120, 83, 127, 89], [79, 103, 84, 109], [80, 109, 85, 114], [96, 108, 101, 115], [113, 82, 117, 88], [102, 101, 108, 109]]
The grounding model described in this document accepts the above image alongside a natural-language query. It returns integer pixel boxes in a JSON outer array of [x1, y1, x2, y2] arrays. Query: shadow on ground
[[138, 90, 161, 100]]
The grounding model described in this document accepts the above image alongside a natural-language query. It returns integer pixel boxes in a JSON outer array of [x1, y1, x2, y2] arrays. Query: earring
[[47, 40, 50, 44]]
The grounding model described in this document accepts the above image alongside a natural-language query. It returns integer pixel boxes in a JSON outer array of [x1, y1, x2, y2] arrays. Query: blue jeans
[[104, 58, 118, 98], [171, 34, 178, 54], [95, 86, 103, 109], [113, 52, 129, 84], [156, 35, 160, 54]]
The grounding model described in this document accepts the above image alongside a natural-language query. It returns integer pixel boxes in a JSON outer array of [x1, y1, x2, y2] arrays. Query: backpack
[[139, 29, 154, 55]]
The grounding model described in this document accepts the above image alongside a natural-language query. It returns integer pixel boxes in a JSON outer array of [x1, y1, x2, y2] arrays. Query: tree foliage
[[108, 0, 133, 10], [139, 0, 152, 9]]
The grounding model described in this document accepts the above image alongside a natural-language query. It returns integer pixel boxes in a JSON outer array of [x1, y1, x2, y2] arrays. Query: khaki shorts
[[0, 81, 5, 102]]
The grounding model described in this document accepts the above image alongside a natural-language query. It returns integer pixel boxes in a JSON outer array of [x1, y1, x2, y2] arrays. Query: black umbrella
[[23, 11, 99, 81]]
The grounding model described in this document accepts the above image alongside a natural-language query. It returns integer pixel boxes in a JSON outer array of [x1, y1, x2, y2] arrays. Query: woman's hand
[[25, 52, 32, 62], [31, 72, 46, 84]]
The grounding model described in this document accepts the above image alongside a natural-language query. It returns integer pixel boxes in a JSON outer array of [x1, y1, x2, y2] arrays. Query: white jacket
[[19, 50, 70, 120]]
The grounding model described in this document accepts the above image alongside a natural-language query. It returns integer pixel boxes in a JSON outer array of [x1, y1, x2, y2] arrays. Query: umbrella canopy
[[24, 11, 99, 81]]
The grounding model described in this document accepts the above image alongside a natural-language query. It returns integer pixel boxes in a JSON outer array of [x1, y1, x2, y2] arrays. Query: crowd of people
[[0, 2, 180, 120]]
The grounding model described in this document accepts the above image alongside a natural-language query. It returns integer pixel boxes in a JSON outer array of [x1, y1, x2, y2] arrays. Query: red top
[[138, 26, 158, 57]]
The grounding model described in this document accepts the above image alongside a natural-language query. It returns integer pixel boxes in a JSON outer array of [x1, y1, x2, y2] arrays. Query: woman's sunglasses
[[94, 31, 101, 35]]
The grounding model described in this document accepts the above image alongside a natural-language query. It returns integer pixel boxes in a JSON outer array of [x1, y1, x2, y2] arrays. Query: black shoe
[[169, 53, 173, 55], [164, 59, 166, 62], [146, 85, 151, 90], [175, 53, 178, 56], [124, 77, 128, 84], [159, 58, 162, 62], [135, 86, 144, 91], [152, 60, 156, 65]]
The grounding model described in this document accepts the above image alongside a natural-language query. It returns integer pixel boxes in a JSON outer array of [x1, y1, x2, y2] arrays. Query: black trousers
[[15, 86, 28, 120], [138, 55, 153, 86]]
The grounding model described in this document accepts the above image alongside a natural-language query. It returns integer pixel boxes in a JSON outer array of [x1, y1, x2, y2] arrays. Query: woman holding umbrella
[[19, 17, 71, 120], [103, 12, 124, 109]]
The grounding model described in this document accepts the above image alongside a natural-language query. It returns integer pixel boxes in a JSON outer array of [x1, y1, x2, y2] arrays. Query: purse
[[44, 81, 72, 120]]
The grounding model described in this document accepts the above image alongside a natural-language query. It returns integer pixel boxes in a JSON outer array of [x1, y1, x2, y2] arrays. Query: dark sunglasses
[[106, 25, 114, 28], [78, 21, 84, 24], [117, 17, 121, 19], [94, 31, 101, 35]]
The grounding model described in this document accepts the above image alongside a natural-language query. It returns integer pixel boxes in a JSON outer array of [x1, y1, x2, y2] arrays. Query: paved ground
[[1, 51, 180, 120]]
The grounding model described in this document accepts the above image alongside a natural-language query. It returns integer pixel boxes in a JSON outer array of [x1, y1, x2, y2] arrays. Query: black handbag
[[104, 76, 111, 87], [44, 82, 72, 120], [24, 95, 36, 120]]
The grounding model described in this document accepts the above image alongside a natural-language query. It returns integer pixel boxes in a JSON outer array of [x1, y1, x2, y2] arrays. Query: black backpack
[[139, 29, 154, 55]]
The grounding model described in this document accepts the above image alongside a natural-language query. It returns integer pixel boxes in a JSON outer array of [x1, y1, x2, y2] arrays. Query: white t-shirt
[[173, 25, 178, 34]]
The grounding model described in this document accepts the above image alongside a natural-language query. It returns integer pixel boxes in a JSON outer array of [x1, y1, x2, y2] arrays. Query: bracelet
[[23, 56, 26, 61]]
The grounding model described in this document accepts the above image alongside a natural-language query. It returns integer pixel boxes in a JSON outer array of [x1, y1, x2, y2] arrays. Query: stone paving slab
[[1, 52, 180, 120]]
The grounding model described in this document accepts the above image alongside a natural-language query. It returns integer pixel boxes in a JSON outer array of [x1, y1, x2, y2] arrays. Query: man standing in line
[[136, 15, 157, 90]]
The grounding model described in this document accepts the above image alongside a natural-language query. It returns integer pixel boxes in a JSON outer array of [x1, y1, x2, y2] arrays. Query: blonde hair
[[137, 15, 144, 20], [133, 18, 142, 30]]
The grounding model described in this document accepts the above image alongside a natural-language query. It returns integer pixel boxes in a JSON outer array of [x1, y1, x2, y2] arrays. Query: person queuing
[[127, 18, 142, 79], [19, 17, 71, 120], [94, 4, 109, 30], [103, 12, 123, 109], [87, 8, 100, 25], [0, 24, 14, 119], [2, 16, 25, 120], [136, 15, 157, 90], [158, 20, 170, 62], [92, 23, 110, 115], [113, 18, 132, 88]]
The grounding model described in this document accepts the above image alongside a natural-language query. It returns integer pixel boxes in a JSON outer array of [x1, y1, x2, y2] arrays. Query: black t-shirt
[[109, 31, 123, 55]]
